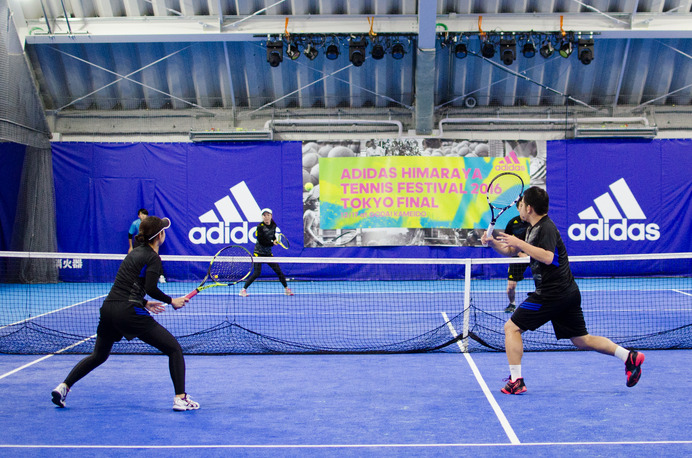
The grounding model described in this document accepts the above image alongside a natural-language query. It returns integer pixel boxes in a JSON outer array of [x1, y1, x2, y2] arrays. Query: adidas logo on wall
[[495, 151, 527, 172], [568, 178, 660, 242], [188, 181, 264, 245]]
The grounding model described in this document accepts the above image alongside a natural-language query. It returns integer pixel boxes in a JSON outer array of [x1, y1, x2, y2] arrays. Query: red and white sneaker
[[285, 288, 294, 296], [500, 377, 527, 395], [625, 350, 645, 387], [239, 288, 248, 297]]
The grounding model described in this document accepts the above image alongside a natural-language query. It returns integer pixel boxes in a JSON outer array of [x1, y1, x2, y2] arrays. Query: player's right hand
[[171, 296, 189, 310]]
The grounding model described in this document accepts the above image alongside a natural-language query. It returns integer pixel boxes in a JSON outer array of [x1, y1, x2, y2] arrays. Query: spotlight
[[325, 43, 339, 60], [286, 42, 300, 60], [303, 43, 318, 60], [540, 39, 554, 58], [558, 37, 573, 58], [578, 38, 594, 65], [522, 42, 536, 58], [349, 38, 366, 67], [266, 41, 283, 67], [500, 39, 516, 65], [391, 42, 405, 59], [481, 40, 495, 58], [371, 43, 385, 60], [454, 43, 467, 59]]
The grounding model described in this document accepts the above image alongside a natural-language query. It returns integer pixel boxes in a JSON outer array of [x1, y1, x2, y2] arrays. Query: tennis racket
[[276, 233, 291, 249], [483, 172, 525, 246], [185, 245, 254, 299], [325, 230, 358, 246]]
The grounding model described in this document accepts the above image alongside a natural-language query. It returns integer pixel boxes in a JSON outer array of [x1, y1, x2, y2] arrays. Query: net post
[[461, 258, 472, 352]]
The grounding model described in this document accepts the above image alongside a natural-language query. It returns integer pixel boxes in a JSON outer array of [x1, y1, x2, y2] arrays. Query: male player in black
[[482, 186, 645, 395], [503, 215, 530, 313]]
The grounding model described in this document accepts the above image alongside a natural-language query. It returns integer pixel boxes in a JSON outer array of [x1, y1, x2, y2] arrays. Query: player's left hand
[[145, 301, 166, 314], [495, 232, 521, 249]]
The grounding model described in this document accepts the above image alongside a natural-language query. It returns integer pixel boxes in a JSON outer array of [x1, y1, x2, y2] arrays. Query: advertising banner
[[548, 139, 692, 255], [302, 139, 544, 247]]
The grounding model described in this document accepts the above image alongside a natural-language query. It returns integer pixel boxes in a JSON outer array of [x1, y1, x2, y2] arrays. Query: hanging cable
[[368, 17, 377, 38]]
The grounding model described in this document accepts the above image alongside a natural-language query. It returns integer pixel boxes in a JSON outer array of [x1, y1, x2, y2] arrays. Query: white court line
[[2, 440, 690, 449], [1, 294, 106, 329], [0, 334, 96, 381], [674, 289, 692, 297], [442, 311, 520, 445]]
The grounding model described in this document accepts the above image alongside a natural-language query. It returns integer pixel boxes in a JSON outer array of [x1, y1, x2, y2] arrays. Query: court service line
[[0, 334, 96, 381], [441, 311, 520, 445], [1, 440, 692, 449], [673, 289, 692, 297]]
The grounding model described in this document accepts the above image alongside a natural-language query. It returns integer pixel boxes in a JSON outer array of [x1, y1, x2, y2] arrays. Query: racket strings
[[210, 248, 252, 282], [487, 175, 524, 208]]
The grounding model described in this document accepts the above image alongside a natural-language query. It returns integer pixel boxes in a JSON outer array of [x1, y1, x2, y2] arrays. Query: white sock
[[614, 346, 630, 363], [509, 365, 522, 381]]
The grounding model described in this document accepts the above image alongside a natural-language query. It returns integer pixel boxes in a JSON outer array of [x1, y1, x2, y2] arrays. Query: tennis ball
[[304, 182, 314, 192]]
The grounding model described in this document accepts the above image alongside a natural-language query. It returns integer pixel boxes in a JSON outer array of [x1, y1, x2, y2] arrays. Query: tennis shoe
[[625, 350, 645, 387], [173, 394, 200, 411], [51, 383, 69, 408], [158, 275, 166, 283], [285, 288, 294, 296], [500, 377, 527, 395], [504, 303, 516, 313], [239, 289, 248, 297]]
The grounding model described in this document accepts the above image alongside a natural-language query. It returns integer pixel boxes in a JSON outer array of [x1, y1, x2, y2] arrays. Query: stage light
[[325, 42, 339, 60], [266, 41, 283, 67], [540, 38, 554, 58], [371, 43, 385, 60], [303, 43, 318, 60], [500, 39, 516, 65], [522, 42, 536, 58], [349, 38, 366, 67], [558, 37, 573, 58], [481, 40, 495, 58], [454, 43, 467, 59], [286, 42, 300, 60], [578, 38, 594, 65], [391, 42, 405, 59]]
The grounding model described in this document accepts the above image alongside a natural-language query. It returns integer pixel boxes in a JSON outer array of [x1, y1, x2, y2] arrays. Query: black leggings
[[243, 261, 287, 289], [64, 323, 186, 395]]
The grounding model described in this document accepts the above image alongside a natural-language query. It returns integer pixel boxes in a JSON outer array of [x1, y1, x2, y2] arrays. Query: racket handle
[[483, 222, 496, 247], [185, 289, 199, 300]]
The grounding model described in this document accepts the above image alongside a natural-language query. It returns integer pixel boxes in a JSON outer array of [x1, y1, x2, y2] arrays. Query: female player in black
[[239, 208, 293, 297], [51, 216, 199, 411], [482, 187, 645, 395]]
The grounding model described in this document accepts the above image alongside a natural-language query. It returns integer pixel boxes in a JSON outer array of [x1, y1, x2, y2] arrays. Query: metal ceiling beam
[[17, 13, 692, 45], [414, 0, 436, 135]]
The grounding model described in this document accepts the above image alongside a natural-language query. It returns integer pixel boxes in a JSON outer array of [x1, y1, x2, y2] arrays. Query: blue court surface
[[1, 349, 691, 457]]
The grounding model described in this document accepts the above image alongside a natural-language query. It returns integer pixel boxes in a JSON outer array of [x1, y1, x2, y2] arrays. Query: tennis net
[[0, 251, 690, 354]]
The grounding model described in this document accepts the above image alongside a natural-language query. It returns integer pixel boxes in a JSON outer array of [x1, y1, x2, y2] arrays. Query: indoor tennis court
[[3, 1, 692, 456]]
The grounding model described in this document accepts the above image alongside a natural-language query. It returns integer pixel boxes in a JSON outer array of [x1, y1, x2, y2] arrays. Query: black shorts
[[510, 288, 588, 340], [97, 301, 158, 341], [507, 263, 528, 281]]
